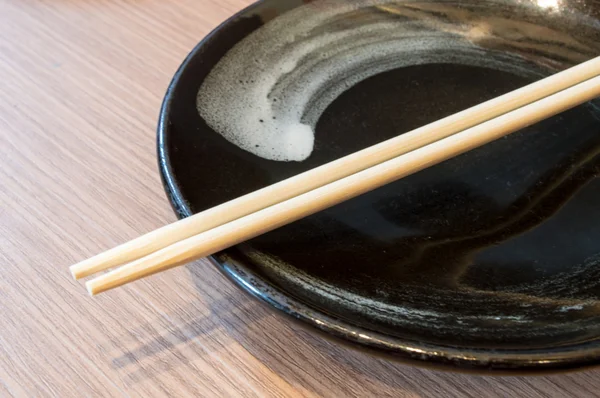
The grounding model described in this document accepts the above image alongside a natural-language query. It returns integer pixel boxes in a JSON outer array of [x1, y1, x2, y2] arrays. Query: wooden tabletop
[[1, 0, 600, 396]]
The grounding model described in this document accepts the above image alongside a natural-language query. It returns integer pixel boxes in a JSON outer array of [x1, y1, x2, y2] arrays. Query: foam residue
[[196, 1, 550, 161]]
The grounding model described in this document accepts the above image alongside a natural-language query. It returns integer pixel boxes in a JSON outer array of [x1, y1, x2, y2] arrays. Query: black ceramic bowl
[[158, 0, 600, 373]]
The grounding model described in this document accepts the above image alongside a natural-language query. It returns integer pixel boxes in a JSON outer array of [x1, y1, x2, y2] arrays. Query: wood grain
[[0, 0, 599, 396]]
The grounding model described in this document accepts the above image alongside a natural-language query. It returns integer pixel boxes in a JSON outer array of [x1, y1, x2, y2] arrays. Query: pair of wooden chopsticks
[[72, 56, 600, 296]]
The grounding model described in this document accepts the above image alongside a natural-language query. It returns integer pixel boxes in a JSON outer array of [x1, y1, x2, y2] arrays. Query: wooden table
[[1, 0, 599, 396]]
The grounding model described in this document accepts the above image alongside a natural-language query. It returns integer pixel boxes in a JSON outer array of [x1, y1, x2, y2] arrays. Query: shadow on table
[[109, 263, 599, 397]]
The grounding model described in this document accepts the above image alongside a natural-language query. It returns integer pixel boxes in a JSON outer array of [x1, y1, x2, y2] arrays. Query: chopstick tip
[[70, 259, 98, 280], [69, 265, 81, 280], [86, 280, 98, 296]]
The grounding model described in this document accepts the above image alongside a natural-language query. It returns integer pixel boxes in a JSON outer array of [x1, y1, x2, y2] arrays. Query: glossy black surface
[[158, 0, 600, 372]]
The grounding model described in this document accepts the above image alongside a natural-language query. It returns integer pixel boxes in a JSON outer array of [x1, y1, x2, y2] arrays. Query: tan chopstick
[[70, 56, 600, 280], [85, 74, 600, 295]]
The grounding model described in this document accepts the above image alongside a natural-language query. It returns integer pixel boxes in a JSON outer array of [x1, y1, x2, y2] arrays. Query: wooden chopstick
[[70, 56, 600, 281], [85, 74, 600, 295]]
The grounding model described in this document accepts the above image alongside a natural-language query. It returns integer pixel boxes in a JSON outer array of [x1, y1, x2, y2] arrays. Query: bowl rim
[[156, 0, 600, 373]]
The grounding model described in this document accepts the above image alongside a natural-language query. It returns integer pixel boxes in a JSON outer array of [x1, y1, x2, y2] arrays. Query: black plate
[[158, 0, 600, 372]]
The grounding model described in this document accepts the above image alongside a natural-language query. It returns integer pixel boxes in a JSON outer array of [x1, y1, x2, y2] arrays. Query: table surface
[[1, 0, 600, 396]]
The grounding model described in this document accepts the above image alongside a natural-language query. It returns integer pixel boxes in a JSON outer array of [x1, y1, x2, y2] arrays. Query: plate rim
[[156, 0, 600, 373]]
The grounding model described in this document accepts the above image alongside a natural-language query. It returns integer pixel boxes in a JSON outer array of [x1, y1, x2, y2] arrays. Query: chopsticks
[[72, 57, 600, 295], [72, 56, 600, 281]]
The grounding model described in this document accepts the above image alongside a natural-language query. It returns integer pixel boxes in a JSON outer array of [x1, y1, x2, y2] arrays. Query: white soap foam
[[196, 0, 540, 161]]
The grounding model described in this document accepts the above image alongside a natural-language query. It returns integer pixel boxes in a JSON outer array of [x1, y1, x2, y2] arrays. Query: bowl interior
[[159, 0, 600, 368]]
